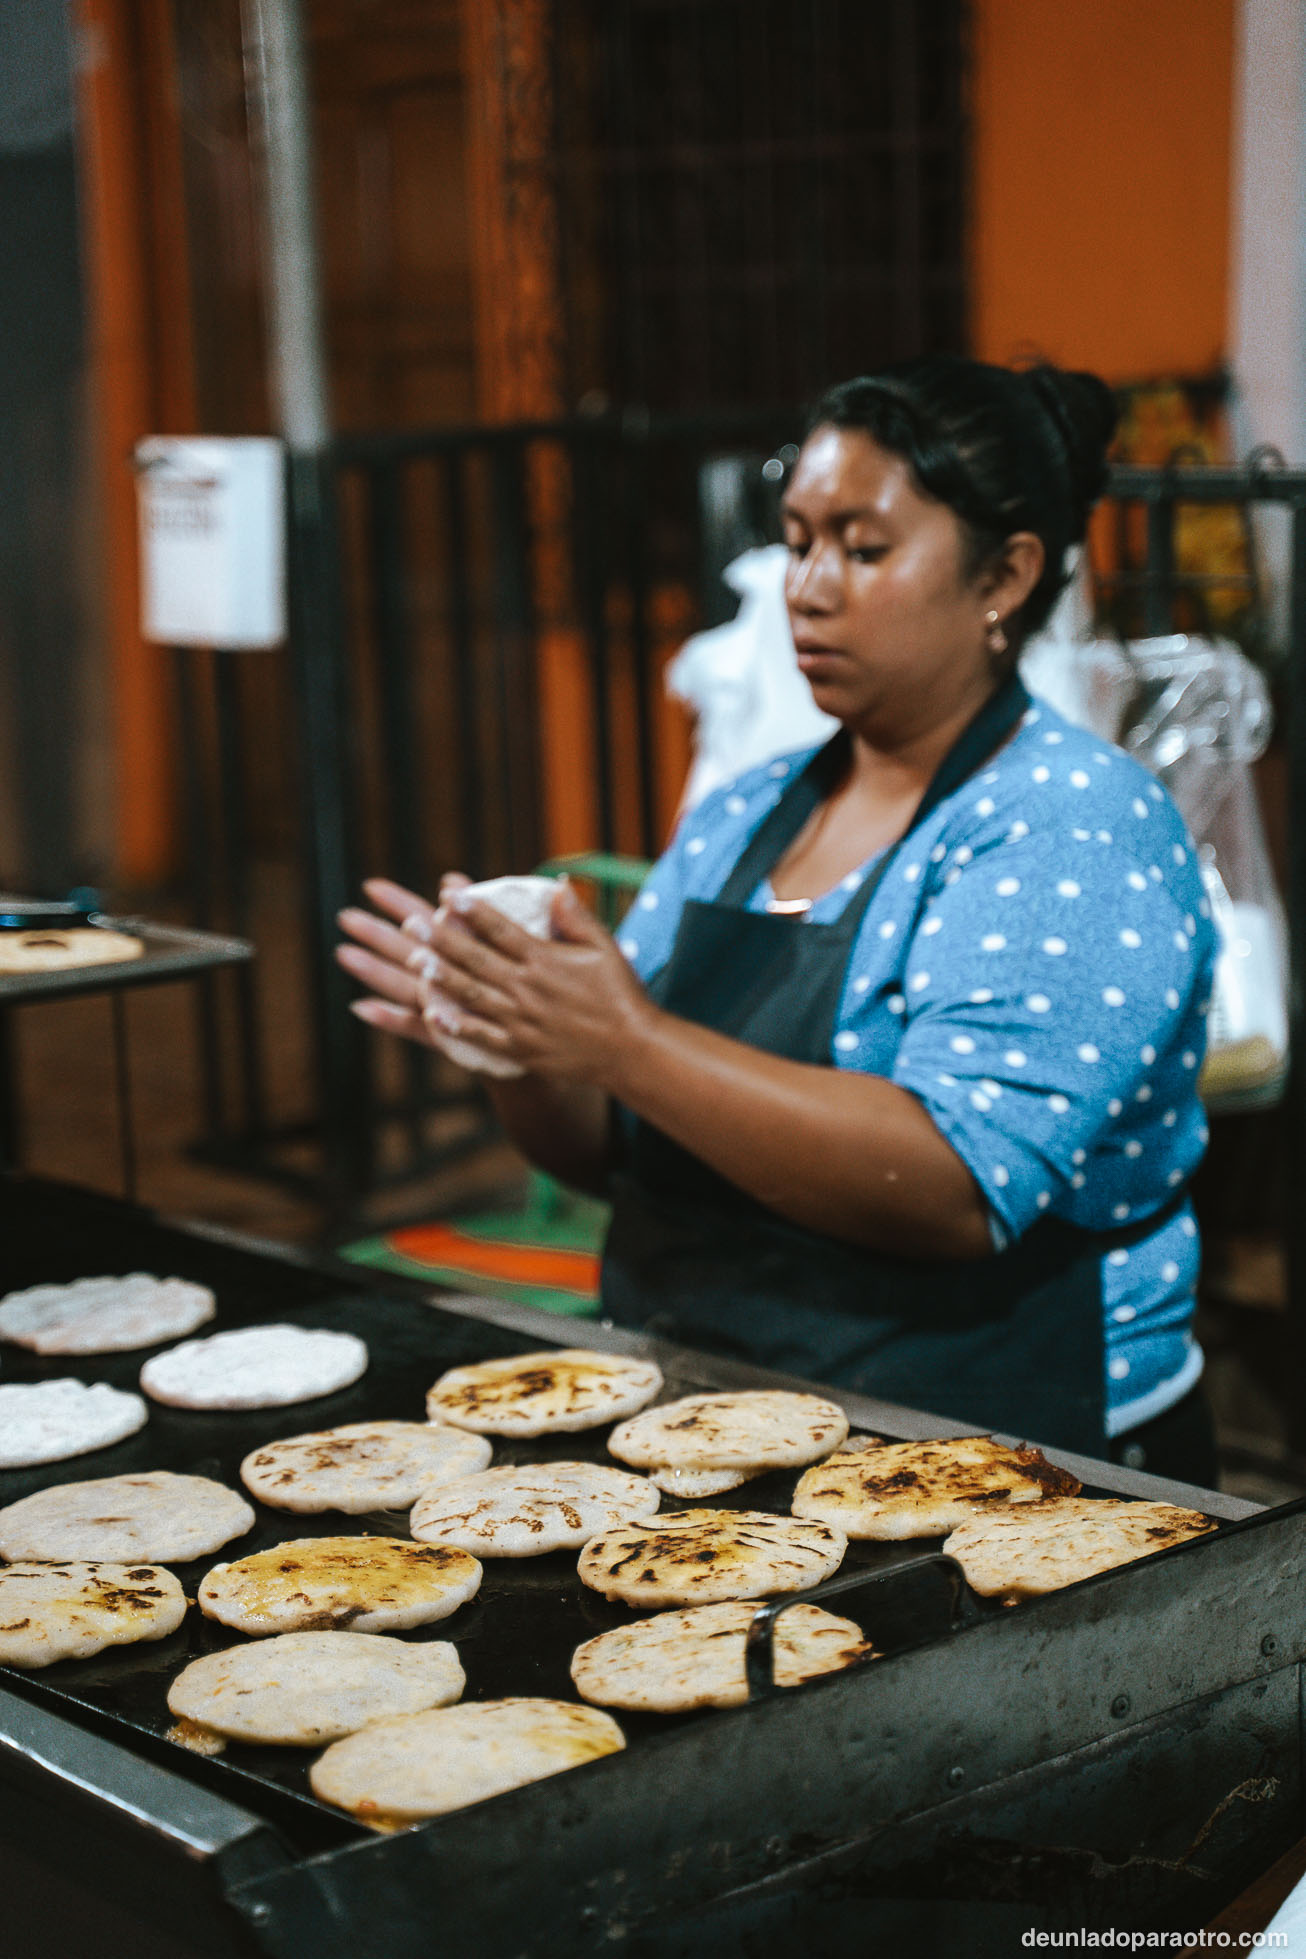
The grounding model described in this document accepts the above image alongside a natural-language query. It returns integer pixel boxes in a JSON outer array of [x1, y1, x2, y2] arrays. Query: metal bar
[[213, 656, 268, 1139], [172, 646, 225, 1139], [892, 0, 924, 354], [333, 430, 1306, 497], [0, 1683, 281, 1863], [744, 1551, 980, 1700], [1111, 464, 1306, 500], [571, 430, 617, 851], [803, 0, 830, 390], [752, 0, 782, 401], [243, 0, 371, 1212], [109, 990, 138, 1203], [330, 407, 804, 468], [443, 450, 484, 879], [172, 647, 216, 934], [366, 461, 423, 890], [489, 440, 543, 872], [621, 433, 658, 856], [239, 0, 331, 454], [0, 1007, 20, 1169], [611, 0, 647, 407], [1284, 499, 1306, 1449], [366, 459, 427, 1169], [284, 448, 372, 1208], [213, 658, 252, 935], [1143, 498, 1176, 636]]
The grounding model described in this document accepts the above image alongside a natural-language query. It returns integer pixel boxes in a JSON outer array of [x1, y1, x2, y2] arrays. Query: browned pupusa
[[426, 1349, 662, 1436], [240, 1420, 491, 1512], [791, 1435, 1081, 1540], [608, 1389, 849, 1478], [571, 1601, 876, 1712], [0, 1560, 186, 1667], [409, 1461, 660, 1556], [944, 1498, 1216, 1598], [310, 1698, 626, 1827], [578, 1508, 846, 1608], [198, 1535, 481, 1634]]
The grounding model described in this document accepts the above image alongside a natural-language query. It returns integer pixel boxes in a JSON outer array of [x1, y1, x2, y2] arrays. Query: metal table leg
[[0, 1005, 19, 1169], [109, 990, 137, 1203]]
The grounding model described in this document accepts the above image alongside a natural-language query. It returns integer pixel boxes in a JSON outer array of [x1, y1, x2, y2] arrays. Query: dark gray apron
[[602, 674, 1138, 1456]]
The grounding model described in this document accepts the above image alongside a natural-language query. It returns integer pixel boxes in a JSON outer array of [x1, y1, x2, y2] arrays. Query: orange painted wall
[[970, 0, 1235, 379], [77, 0, 197, 888]]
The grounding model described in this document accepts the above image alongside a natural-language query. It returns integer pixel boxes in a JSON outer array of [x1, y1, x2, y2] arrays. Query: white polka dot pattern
[[617, 710, 1216, 1429]]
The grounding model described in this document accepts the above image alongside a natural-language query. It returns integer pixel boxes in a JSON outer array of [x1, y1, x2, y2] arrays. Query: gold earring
[[985, 609, 1008, 656]]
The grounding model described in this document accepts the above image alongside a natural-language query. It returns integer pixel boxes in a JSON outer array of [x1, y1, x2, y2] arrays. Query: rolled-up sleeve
[[887, 833, 1214, 1240]]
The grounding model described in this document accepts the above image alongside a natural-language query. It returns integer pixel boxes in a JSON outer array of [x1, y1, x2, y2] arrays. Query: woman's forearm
[[486, 1076, 616, 1197], [605, 1008, 993, 1258]]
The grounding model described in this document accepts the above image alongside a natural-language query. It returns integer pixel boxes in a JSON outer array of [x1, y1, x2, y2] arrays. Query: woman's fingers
[[335, 941, 425, 1009], [337, 904, 424, 971], [361, 876, 436, 926], [422, 994, 513, 1050], [348, 997, 430, 1044], [426, 949, 518, 1021]]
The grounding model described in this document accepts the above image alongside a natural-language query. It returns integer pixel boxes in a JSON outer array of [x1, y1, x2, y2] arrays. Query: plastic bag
[[666, 545, 836, 810], [1018, 551, 1138, 739], [1019, 635, 1137, 742], [1118, 636, 1286, 1108]]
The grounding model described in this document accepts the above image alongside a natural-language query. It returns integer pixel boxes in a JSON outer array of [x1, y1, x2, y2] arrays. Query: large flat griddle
[[0, 1178, 1025, 1850], [0, 1175, 1292, 1959]]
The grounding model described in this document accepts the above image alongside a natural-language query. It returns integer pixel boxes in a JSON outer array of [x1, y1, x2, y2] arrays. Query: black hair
[[808, 355, 1119, 644]]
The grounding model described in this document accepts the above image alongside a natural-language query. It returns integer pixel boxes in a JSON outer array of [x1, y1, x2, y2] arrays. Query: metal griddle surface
[[0, 1180, 1147, 1855]]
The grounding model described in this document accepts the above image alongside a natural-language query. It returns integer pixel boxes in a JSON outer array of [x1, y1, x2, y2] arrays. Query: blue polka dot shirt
[[616, 698, 1218, 1436]]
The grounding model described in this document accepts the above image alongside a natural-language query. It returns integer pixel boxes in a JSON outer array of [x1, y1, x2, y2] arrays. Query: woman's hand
[[334, 874, 470, 1046], [422, 881, 658, 1087]]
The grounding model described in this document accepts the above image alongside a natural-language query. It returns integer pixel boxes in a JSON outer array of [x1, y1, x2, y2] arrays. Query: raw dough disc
[[0, 1378, 148, 1468], [0, 1470, 255, 1563], [0, 1272, 216, 1355], [140, 1324, 368, 1410]]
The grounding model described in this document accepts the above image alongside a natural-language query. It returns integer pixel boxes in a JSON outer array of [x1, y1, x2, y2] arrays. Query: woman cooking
[[337, 356, 1219, 1484]]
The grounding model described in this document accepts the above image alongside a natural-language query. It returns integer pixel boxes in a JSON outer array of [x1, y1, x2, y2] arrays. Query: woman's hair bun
[[1023, 364, 1120, 528]]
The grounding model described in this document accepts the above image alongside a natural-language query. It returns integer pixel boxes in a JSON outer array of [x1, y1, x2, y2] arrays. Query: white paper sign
[[135, 437, 286, 648]]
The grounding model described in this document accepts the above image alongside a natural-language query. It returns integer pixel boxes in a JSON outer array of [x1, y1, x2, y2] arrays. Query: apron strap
[[718, 670, 1032, 914]]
